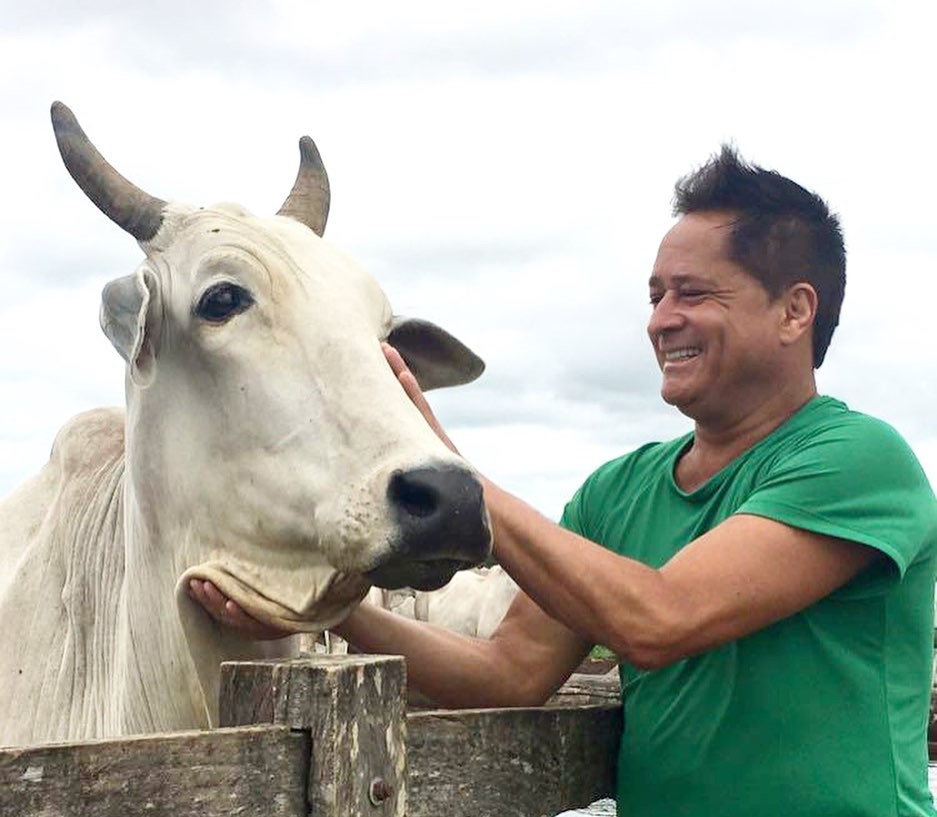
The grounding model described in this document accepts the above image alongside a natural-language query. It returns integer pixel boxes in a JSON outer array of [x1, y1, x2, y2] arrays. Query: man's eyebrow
[[648, 273, 711, 288]]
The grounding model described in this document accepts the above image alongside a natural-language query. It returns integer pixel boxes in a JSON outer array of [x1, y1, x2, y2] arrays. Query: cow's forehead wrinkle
[[144, 205, 302, 278], [145, 205, 387, 315], [150, 206, 388, 310], [191, 246, 277, 297]]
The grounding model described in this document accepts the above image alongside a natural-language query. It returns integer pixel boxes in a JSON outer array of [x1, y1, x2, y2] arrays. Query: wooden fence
[[0, 655, 622, 817]]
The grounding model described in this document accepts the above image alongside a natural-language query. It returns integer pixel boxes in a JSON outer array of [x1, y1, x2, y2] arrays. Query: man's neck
[[675, 379, 817, 492]]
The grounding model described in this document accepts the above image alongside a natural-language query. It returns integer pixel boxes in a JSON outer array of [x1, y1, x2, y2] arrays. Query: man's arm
[[335, 590, 592, 708], [189, 576, 591, 708], [485, 486, 880, 669]]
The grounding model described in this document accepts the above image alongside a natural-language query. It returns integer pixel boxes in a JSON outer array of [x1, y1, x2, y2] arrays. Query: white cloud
[[1, 0, 935, 512]]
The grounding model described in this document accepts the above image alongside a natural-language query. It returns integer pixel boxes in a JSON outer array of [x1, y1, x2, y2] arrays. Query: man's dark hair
[[672, 145, 846, 368]]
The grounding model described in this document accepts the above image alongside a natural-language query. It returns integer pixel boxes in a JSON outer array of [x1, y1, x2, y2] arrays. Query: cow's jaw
[[177, 554, 370, 633]]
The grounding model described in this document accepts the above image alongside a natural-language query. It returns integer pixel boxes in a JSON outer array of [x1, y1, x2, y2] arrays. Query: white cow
[[0, 102, 492, 748], [364, 564, 518, 639]]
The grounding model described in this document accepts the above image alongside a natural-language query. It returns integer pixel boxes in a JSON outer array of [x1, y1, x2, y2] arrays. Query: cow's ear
[[386, 316, 484, 391], [99, 266, 162, 387]]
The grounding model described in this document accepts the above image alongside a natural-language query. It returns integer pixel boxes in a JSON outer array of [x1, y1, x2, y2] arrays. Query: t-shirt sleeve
[[737, 414, 936, 578], [559, 482, 588, 537], [557, 449, 645, 541]]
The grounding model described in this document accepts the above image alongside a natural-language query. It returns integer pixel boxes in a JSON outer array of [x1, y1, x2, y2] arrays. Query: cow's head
[[51, 102, 492, 631]]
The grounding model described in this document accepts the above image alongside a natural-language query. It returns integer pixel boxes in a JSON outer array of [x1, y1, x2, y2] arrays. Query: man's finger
[[382, 343, 431, 409], [381, 342, 408, 377], [381, 341, 460, 455], [189, 579, 291, 640]]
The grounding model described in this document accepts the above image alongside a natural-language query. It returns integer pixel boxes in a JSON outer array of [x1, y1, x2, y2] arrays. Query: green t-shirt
[[560, 396, 937, 817]]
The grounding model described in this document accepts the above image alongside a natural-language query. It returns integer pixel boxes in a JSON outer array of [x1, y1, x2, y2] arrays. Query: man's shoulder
[[742, 396, 936, 569], [781, 396, 926, 469]]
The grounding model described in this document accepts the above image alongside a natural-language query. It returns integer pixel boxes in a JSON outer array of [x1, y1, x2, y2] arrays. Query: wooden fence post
[[219, 656, 407, 817]]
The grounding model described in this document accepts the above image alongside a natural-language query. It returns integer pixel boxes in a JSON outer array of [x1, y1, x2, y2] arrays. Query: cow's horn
[[276, 136, 330, 237], [51, 101, 165, 242]]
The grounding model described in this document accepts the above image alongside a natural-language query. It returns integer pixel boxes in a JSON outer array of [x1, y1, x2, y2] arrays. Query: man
[[192, 147, 937, 816]]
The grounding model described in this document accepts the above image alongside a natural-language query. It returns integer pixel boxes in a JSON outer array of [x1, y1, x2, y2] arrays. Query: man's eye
[[649, 293, 663, 306], [679, 289, 707, 300], [195, 282, 254, 323]]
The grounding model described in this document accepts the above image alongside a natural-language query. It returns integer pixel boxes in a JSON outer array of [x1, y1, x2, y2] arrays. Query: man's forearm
[[332, 602, 548, 708], [480, 479, 670, 662]]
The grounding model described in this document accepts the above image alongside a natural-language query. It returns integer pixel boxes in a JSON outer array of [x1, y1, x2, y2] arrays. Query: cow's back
[[0, 407, 127, 746], [0, 408, 125, 595]]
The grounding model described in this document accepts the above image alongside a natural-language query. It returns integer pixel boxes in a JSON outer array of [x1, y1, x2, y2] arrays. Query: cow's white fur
[[0, 173, 488, 746], [366, 565, 519, 639]]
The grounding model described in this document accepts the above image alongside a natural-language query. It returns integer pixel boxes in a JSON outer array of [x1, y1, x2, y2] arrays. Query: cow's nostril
[[376, 465, 491, 587], [388, 471, 439, 519]]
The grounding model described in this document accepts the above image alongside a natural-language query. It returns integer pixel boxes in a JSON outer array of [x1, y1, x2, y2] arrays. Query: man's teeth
[[664, 348, 701, 361]]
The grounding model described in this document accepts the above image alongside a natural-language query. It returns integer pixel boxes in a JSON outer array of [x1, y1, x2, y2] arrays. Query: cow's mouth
[[180, 561, 370, 633], [365, 557, 477, 591]]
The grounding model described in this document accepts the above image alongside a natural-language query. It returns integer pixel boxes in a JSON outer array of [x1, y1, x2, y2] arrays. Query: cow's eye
[[195, 282, 254, 323]]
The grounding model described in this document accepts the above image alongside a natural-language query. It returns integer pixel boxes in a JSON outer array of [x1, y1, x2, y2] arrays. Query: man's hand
[[381, 342, 460, 455], [187, 579, 291, 640]]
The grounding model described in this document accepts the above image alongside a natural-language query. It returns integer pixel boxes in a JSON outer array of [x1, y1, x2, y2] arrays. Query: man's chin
[[660, 386, 689, 410], [660, 379, 703, 412]]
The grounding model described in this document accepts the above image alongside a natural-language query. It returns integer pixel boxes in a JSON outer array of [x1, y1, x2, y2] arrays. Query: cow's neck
[[116, 472, 261, 735], [0, 410, 265, 746]]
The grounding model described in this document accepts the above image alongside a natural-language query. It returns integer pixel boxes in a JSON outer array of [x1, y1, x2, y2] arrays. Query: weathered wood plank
[[0, 724, 307, 817], [220, 655, 407, 817], [406, 703, 622, 817], [219, 656, 621, 817], [549, 670, 621, 706]]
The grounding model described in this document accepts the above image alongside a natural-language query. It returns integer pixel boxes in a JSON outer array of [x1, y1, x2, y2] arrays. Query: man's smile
[[661, 346, 702, 370]]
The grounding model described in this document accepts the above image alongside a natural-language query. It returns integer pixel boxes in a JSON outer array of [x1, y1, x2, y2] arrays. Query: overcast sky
[[1, 0, 934, 518]]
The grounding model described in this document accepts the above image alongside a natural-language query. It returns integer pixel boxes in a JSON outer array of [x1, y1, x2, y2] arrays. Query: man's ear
[[99, 266, 162, 387], [385, 316, 484, 391], [779, 282, 818, 346]]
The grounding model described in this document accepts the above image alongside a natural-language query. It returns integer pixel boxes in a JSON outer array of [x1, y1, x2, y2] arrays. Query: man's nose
[[647, 291, 684, 338]]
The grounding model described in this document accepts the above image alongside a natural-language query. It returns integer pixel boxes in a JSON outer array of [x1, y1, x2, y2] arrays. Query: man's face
[[647, 212, 786, 424]]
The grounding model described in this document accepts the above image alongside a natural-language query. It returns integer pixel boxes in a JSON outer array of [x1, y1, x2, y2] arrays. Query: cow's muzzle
[[366, 465, 492, 591]]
